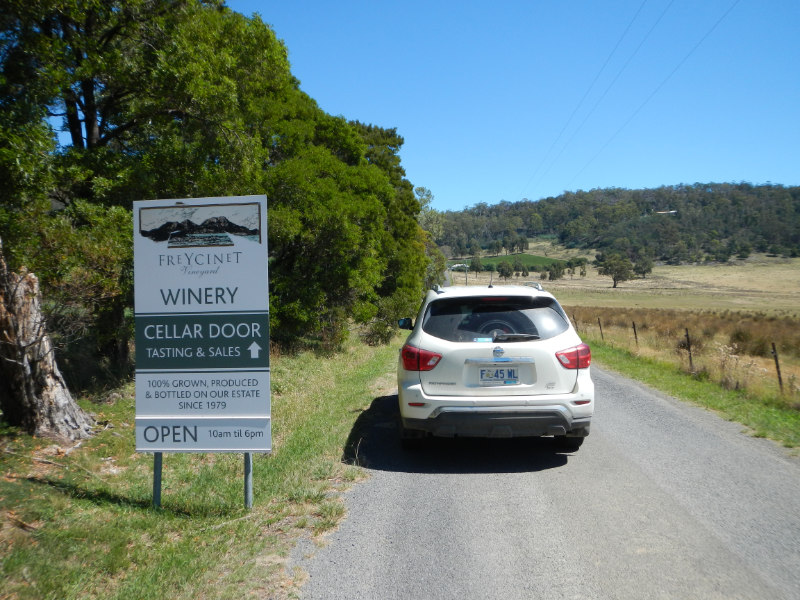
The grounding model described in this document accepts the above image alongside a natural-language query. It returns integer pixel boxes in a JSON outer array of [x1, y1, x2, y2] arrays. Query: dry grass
[[0, 335, 402, 600], [461, 250, 800, 317], [569, 306, 800, 407], [457, 249, 800, 408]]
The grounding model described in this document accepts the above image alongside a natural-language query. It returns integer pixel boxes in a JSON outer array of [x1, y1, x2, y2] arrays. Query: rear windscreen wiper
[[493, 333, 540, 342]]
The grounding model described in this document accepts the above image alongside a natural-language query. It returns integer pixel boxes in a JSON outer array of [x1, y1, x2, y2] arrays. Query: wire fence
[[571, 310, 799, 406]]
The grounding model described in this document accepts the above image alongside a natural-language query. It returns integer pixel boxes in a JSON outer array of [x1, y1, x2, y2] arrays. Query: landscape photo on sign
[[138, 202, 262, 248]]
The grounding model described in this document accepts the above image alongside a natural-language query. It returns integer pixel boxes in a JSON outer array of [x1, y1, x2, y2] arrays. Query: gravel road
[[290, 367, 800, 599]]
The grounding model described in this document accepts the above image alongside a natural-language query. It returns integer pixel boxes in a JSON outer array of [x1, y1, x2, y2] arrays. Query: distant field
[[551, 256, 800, 317], [448, 254, 563, 269], [457, 244, 800, 318], [455, 246, 800, 409]]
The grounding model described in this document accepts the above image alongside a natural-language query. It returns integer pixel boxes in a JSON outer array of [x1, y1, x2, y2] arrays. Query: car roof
[[426, 285, 557, 302]]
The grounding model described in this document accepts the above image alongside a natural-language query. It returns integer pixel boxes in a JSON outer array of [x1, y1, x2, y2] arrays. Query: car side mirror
[[398, 318, 413, 330]]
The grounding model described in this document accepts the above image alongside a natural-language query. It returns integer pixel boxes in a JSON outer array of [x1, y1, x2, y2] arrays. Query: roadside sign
[[133, 196, 270, 453]]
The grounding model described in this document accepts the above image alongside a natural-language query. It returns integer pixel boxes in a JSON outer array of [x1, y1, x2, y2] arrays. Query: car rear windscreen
[[421, 296, 569, 342]]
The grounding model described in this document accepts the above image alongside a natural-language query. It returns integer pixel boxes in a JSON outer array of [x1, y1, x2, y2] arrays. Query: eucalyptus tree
[[2, 0, 431, 389], [415, 186, 445, 241], [496, 260, 513, 280], [469, 256, 482, 279], [2, 0, 283, 369], [594, 252, 634, 288]]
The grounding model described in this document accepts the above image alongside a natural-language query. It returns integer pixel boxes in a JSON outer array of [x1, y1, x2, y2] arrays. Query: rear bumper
[[398, 377, 593, 439], [402, 407, 591, 439]]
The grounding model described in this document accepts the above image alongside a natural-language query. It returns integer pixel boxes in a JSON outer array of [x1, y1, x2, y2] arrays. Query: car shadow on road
[[342, 395, 571, 474]]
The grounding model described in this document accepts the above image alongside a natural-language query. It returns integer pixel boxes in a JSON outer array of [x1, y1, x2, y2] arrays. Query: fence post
[[597, 318, 604, 341], [632, 321, 639, 347], [771, 343, 784, 395], [685, 328, 694, 373], [572, 314, 579, 333]]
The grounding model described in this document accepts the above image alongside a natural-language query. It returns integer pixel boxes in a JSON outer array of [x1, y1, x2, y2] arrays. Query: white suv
[[397, 285, 593, 450]]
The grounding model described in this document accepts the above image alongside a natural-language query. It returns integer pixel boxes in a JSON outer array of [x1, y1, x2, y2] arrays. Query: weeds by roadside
[[0, 334, 402, 600], [589, 340, 800, 449], [572, 305, 800, 449], [568, 306, 800, 413]]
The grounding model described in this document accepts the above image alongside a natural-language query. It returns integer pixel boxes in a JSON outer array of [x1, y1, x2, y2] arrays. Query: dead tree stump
[[0, 238, 94, 441]]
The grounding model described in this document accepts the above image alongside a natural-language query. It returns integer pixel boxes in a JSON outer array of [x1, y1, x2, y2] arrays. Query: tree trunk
[[0, 238, 94, 441], [64, 90, 85, 150]]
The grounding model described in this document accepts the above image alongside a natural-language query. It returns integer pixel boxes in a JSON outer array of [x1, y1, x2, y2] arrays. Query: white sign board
[[133, 196, 270, 452]]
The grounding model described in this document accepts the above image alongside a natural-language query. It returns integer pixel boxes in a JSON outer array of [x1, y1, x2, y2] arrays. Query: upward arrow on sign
[[248, 342, 262, 359]]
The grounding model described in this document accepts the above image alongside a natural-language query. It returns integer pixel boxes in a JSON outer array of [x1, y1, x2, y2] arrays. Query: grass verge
[[0, 335, 402, 600], [590, 338, 800, 449]]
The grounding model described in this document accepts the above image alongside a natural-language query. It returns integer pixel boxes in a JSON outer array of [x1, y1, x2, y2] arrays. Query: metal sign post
[[244, 452, 253, 509], [153, 452, 163, 509], [133, 196, 271, 509]]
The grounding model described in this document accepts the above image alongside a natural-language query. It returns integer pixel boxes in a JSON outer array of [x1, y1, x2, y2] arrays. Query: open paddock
[[453, 253, 800, 406], [457, 254, 800, 317]]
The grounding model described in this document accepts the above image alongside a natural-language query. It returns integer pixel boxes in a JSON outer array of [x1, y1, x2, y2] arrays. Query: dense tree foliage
[[0, 0, 432, 389], [435, 183, 800, 263], [594, 252, 634, 288]]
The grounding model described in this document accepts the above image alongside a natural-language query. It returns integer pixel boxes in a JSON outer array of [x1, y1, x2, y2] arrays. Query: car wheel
[[555, 435, 584, 451], [399, 419, 426, 450]]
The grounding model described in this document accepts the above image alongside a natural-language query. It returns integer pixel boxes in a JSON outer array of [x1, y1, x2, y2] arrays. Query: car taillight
[[556, 343, 591, 369], [401, 344, 442, 371]]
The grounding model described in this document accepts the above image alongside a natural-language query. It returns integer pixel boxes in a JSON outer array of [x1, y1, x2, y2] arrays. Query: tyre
[[555, 435, 584, 451], [399, 418, 426, 450]]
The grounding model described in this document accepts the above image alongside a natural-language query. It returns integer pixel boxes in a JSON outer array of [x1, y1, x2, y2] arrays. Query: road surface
[[290, 367, 800, 599]]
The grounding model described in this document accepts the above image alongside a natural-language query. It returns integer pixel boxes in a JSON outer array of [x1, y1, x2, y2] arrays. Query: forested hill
[[436, 183, 800, 263]]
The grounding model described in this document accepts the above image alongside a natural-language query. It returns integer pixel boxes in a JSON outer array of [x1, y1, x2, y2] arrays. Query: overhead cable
[[519, 0, 650, 199], [567, 0, 742, 189]]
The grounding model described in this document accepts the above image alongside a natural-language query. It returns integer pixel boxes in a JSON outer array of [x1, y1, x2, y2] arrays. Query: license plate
[[479, 367, 519, 386]]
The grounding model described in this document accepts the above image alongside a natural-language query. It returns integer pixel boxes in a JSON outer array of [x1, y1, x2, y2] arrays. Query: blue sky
[[227, 1, 799, 212]]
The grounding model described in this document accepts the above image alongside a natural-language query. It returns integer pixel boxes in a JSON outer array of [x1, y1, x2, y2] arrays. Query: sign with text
[[133, 196, 270, 452]]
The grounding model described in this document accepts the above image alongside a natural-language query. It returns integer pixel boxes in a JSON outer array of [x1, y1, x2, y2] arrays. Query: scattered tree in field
[[565, 257, 588, 279], [497, 260, 513, 280], [594, 252, 634, 288], [546, 262, 565, 281], [633, 253, 654, 278], [469, 256, 483, 279], [512, 257, 525, 276]]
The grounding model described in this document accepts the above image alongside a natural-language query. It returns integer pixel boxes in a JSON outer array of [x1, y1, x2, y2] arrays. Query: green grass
[[589, 338, 800, 449], [0, 334, 402, 599], [3, 312, 798, 599]]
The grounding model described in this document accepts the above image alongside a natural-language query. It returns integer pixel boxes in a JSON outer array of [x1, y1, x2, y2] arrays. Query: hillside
[[436, 183, 800, 264]]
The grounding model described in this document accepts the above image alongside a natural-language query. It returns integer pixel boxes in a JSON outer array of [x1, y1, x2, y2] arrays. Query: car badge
[[493, 346, 504, 358]]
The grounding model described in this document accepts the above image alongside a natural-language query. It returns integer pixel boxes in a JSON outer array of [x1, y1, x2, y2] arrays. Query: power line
[[540, 0, 676, 189], [566, 0, 742, 190], [519, 0, 650, 199]]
